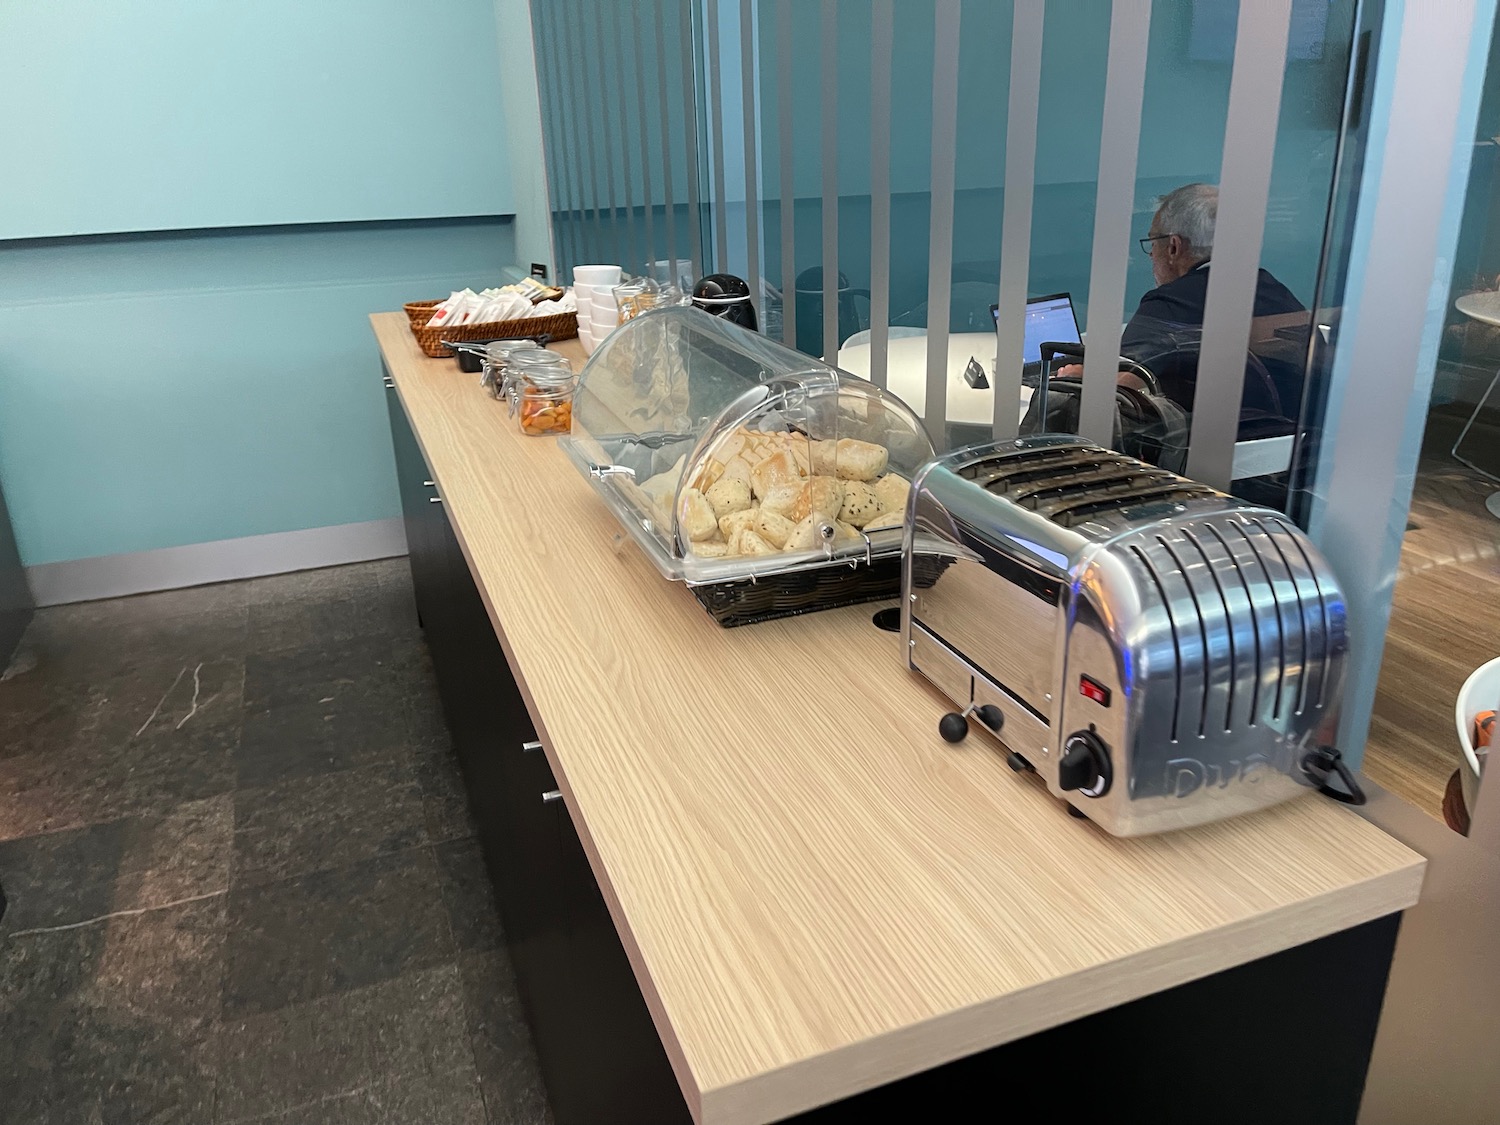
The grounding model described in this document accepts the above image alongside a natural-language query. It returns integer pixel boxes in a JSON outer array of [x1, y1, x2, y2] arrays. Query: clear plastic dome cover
[[560, 306, 936, 584]]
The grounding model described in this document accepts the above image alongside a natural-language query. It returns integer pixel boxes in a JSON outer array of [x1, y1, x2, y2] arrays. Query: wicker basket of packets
[[404, 285, 578, 358]]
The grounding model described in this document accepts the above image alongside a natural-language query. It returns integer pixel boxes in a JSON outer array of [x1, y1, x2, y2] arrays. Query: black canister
[[691, 273, 759, 332]]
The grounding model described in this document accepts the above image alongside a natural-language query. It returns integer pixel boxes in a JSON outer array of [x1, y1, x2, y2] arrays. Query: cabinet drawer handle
[[429, 496, 442, 504], [522, 740, 543, 752], [541, 789, 563, 804]]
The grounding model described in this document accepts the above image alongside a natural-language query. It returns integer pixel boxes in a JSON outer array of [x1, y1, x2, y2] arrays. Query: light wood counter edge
[[372, 314, 1425, 1125]]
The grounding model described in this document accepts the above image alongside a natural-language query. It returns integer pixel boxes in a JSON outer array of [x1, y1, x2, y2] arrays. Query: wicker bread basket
[[403, 299, 579, 358]]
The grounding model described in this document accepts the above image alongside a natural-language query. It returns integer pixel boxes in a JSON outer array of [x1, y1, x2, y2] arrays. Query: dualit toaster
[[902, 436, 1348, 835]]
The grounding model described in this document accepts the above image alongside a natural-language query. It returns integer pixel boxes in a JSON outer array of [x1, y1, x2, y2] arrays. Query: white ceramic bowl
[[573, 264, 622, 287]]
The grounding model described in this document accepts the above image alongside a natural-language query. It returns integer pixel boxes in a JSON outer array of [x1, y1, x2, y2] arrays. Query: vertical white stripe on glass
[[821, 1, 839, 363], [707, 0, 730, 273], [654, 0, 680, 274], [631, 2, 658, 266], [869, 0, 894, 390], [993, 0, 1045, 441], [1186, 0, 1293, 487], [566, 0, 607, 266], [923, 0, 962, 447], [611, 3, 640, 273], [680, 0, 705, 276], [588, 0, 621, 266], [1080, 0, 1152, 446], [739, 0, 761, 321], [777, 0, 796, 348]]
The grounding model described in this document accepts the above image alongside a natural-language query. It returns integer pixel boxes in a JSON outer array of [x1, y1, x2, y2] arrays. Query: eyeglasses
[[1139, 234, 1171, 255]]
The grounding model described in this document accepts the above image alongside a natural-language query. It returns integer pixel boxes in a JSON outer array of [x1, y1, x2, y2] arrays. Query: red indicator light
[[1079, 676, 1111, 707]]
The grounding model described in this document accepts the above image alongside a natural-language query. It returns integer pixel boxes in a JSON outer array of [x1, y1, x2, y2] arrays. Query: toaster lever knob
[[1058, 731, 1112, 797], [974, 704, 1004, 732]]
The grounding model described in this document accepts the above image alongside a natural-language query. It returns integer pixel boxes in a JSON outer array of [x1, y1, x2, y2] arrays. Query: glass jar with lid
[[507, 350, 577, 435], [479, 338, 540, 399]]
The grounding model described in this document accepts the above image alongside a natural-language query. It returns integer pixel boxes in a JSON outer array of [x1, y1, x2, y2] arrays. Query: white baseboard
[[25, 517, 409, 607]]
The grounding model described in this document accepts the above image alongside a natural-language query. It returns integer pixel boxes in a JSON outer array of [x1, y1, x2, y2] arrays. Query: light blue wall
[[0, 220, 516, 566], [0, 0, 546, 571], [0, 0, 516, 239]]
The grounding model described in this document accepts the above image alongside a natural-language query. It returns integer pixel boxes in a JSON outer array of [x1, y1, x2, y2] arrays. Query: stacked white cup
[[572, 265, 623, 355]]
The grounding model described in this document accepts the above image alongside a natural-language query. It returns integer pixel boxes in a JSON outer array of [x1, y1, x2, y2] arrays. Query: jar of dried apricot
[[513, 360, 576, 436]]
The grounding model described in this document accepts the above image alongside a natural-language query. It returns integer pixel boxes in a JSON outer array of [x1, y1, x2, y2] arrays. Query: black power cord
[[1302, 746, 1368, 806]]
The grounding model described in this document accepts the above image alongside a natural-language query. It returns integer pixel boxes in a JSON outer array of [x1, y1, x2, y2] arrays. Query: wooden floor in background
[[1363, 407, 1500, 828]]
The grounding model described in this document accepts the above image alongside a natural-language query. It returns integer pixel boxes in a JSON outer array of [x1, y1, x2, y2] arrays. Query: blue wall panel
[[0, 0, 517, 239], [0, 219, 516, 566]]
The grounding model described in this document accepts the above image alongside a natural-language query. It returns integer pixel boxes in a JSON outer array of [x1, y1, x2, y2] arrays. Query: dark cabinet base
[[386, 384, 1401, 1125]]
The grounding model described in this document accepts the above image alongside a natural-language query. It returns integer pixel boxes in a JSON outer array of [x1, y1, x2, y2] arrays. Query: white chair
[[1456, 656, 1500, 815]]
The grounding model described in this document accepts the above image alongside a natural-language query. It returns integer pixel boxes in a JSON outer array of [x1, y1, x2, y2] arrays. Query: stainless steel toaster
[[901, 436, 1349, 835]]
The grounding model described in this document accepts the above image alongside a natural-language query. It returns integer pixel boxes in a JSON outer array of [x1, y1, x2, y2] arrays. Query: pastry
[[790, 477, 844, 522], [728, 527, 778, 556], [873, 472, 910, 515], [838, 480, 882, 527], [862, 510, 905, 532], [718, 506, 760, 540], [784, 511, 839, 551], [679, 488, 719, 541], [760, 482, 803, 518], [834, 438, 889, 481], [754, 509, 797, 549], [706, 477, 753, 520], [750, 449, 803, 499]]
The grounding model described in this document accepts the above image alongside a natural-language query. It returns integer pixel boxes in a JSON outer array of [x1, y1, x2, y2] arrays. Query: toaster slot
[[967, 451, 1134, 493], [1010, 466, 1178, 510], [1046, 483, 1217, 527]]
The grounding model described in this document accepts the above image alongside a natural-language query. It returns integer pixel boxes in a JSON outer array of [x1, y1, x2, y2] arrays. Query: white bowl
[[573, 264, 622, 287]]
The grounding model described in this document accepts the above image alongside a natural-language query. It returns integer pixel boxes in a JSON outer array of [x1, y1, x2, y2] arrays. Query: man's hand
[[1050, 363, 1147, 391]]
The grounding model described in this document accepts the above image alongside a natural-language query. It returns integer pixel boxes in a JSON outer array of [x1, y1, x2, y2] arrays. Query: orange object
[[1476, 709, 1495, 750]]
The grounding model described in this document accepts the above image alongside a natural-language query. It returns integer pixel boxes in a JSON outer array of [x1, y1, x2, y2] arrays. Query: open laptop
[[979, 293, 1081, 387]]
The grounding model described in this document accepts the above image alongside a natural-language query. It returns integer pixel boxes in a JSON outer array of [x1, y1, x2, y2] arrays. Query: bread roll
[[810, 439, 839, 475], [717, 431, 748, 461], [693, 539, 731, 557], [679, 488, 719, 541], [705, 477, 753, 519], [729, 527, 777, 556], [750, 450, 803, 499], [760, 482, 803, 518], [862, 510, 905, 532], [873, 472, 910, 515], [839, 480, 882, 527], [754, 509, 797, 549], [790, 477, 844, 522], [720, 455, 753, 487], [834, 520, 864, 543], [835, 438, 890, 482], [784, 512, 839, 551], [718, 506, 760, 540]]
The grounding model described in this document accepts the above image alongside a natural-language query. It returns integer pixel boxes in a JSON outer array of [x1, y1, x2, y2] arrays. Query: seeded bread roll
[[705, 477, 753, 520], [680, 488, 720, 541], [760, 482, 803, 518], [693, 539, 731, 557], [834, 520, 864, 543], [838, 480, 882, 527], [784, 511, 839, 551], [861, 510, 905, 532], [750, 450, 803, 499], [834, 438, 890, 482], [873, 472, 910, 515], [753, 509, 797, 549], [718, 506, 760, 540], [790, 477, 844, 522]]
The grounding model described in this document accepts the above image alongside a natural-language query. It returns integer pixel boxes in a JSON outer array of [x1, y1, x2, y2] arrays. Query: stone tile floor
[[0, 559, 553, 1125]]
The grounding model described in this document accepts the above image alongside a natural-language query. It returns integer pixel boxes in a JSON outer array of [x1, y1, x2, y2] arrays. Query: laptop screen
[[992, 294, 1081, 364]]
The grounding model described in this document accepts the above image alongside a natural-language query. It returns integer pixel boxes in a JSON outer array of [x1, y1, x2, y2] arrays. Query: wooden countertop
[[372, 313, 1425, 1125]]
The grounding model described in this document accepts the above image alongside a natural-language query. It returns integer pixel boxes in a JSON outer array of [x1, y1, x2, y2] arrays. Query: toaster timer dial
[[1058, 730, 1112, 797]]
